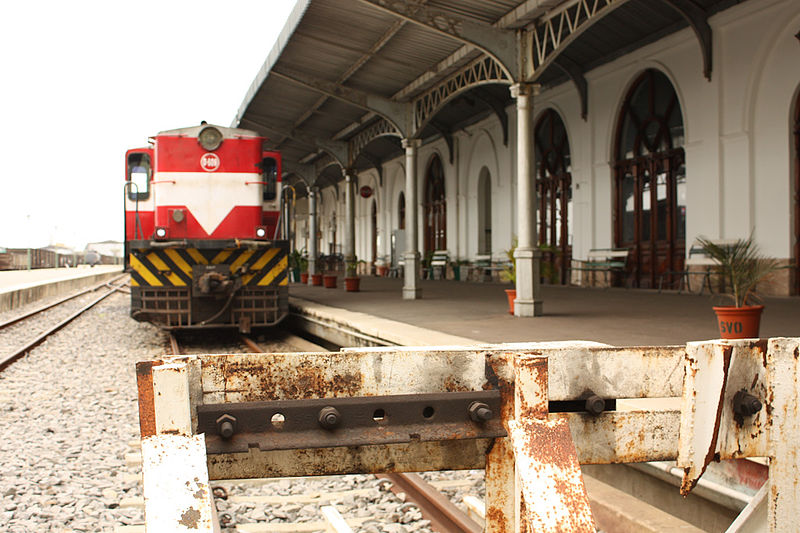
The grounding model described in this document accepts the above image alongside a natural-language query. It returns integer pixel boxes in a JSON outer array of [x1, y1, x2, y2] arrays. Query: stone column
[[510, 83, 543, 316], [344, 170, 357, 278], [402, 138, 422, 300], [308, 187, 318, 283]]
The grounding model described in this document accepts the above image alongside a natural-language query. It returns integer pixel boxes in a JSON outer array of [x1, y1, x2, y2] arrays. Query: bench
[[429, 250, 449, 280], [657, 239, 735, 294], [569, 248, 630, 287], [468, 254, 508, 282]]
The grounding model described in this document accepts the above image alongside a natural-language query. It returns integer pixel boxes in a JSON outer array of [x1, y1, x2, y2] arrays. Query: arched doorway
[[614, 69, 686, 288], [478, 168, 492, 255], [534, 109, 572, 284], [794, 90, 800, 294], [424, 154, 446, 253]]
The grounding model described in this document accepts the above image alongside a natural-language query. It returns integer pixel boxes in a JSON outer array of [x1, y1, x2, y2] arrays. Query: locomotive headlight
[[154, 227, 167, 239], [198, 126, 223, 151], [255, 226, 267, 239]]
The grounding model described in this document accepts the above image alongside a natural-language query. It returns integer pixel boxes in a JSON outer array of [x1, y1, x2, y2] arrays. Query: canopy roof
[[234, 0, 741, 192]]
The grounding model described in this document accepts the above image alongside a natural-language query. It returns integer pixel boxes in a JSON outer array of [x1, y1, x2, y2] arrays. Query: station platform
[[0, 265, 123, 312], [289, 277, 800, 347]]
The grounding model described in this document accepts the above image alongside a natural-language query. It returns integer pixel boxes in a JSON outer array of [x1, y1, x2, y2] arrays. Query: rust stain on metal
[[218, 353, 365, 402], [179, 506, 201, 529], [136, 360, 161, 438], [510, 417, 594, 531]]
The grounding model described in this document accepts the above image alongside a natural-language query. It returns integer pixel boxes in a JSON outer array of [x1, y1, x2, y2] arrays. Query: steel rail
[[169, 333, 182, 356], [0, 273, 127, 330], [377, 473, 483, 533], [239, 334, 482, 533], [0, 284, 124, 371]]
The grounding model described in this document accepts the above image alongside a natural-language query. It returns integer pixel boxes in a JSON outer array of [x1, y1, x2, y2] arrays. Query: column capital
[[402, 138, 422, 150], [509, 83, 541, 99]]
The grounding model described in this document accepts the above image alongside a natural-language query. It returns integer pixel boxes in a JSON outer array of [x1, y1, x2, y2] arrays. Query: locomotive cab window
[[261, 156, 277, 201], [127, 153, 151, 201]]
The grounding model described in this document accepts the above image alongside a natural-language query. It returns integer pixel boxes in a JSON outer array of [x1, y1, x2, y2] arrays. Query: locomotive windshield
[[262, 156, 277, 201], [127, 153, 151, 201]]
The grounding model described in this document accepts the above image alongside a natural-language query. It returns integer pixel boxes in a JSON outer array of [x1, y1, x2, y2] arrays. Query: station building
[[234, 0, 800, 313]]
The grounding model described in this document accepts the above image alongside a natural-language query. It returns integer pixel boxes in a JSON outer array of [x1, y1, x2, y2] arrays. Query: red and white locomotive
[[124, 123, 288, 331]]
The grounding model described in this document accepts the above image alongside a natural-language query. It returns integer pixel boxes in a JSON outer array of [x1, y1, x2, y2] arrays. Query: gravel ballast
[[0, 291, 485, 532]]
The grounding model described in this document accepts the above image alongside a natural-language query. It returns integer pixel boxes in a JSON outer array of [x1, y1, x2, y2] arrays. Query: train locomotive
[[124, 123, 288, 332]]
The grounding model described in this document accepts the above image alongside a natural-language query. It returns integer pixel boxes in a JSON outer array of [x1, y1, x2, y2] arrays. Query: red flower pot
[[345, 277, 360, 292], [505, 289, 516, 315], [300, 273, 309, 284], [323, 274, 337, 288], [713, 305, 764, 339], [311, 273, 323, 286]]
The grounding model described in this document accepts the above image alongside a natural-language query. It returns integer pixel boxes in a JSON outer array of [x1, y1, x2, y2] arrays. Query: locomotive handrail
[[244, 181, 268, 185], [150, 180, 177, 185]]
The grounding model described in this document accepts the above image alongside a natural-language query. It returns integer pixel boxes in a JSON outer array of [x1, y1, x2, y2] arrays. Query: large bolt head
[[468, 401, 493, 423], [733, 391, 762, 417], [216, 414, 237, 439], [584, 395, 606, 416], [318, 406, 341, 430]]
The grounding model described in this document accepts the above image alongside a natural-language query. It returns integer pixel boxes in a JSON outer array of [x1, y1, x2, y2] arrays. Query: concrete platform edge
[[289, 296, 480, 348], [0, 268, 123, 312]]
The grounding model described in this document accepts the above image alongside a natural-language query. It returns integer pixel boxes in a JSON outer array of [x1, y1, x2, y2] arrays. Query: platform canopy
[[234, 0, 738, 194]]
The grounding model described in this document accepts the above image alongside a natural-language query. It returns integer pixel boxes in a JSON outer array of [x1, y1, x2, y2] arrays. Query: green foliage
[[289, 248, 308, 273], [696, 234, 781, 307], [502, 237, 517, 284]]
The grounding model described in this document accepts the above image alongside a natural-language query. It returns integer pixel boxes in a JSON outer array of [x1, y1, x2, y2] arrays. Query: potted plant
[[345, 257, 360, 292], [502, 238, 517, 314], [375, 256, 388, 277], [696, 235, 781, 339], [323, 268, 338, 289], [289, 249, 309, 284], [452, 259, 469, 281]]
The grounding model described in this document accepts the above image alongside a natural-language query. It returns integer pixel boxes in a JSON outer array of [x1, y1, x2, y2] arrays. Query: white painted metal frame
[[137, 338, 800, 532]]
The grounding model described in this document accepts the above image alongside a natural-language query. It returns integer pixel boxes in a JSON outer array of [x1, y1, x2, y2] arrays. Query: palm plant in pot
[[502, 238, 517, 314], [696, 235, 781, 339], [344, 256, 360, 292]]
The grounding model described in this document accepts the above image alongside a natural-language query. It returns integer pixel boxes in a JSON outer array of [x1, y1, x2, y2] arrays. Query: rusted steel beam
[[511, 354, 595, 532]]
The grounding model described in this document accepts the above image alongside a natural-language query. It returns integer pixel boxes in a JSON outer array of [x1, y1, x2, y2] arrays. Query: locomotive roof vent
[[198, 126, 223, 151]]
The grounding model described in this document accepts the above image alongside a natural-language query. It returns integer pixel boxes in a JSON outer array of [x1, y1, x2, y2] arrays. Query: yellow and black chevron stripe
[[130, 247, 288, 288]]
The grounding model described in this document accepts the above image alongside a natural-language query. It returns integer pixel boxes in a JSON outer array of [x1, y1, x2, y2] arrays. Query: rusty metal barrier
[[135, 338, 800, 532]]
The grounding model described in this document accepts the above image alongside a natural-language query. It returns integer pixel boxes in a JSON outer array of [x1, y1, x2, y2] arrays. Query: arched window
[[614, 69, 686, 288], [478, 168, 492, 255], [794, 90, 800, 295], [424, 154, 446, 252], [535, 109, 572, 284]]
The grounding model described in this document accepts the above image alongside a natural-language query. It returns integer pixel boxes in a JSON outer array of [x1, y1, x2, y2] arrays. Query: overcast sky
[[0, 0, 296, 249]]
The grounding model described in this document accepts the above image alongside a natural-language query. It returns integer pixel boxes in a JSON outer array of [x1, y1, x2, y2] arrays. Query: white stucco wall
[[302, 0, 798, 285]]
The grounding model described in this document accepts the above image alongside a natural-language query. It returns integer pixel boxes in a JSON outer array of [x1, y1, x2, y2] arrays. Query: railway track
[[0, 274, 128, 371], [228, 333, 485, 533]]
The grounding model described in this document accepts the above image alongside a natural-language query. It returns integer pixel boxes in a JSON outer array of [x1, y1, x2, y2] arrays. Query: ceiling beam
[[353, 0, 518, 80], [242, 115, 349, 167], [271, 69, 410, 137]]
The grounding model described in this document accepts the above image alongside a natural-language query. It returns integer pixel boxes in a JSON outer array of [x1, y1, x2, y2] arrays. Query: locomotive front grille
[[129, 243, 289, 330]]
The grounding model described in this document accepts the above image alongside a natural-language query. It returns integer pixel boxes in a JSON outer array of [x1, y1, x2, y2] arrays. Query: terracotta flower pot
[[345, 277, 360, 292], [713, 305, 764, 339], [311, 273, 323, 286], [323, 274, 337, 288], [376, 265, 387, 277], [300, 273, 309, 284], [505, 289, 516, 315]]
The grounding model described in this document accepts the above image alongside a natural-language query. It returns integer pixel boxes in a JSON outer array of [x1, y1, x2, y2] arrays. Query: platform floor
[[290, 277, 800, 346], [0, 265, 123, 292]]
